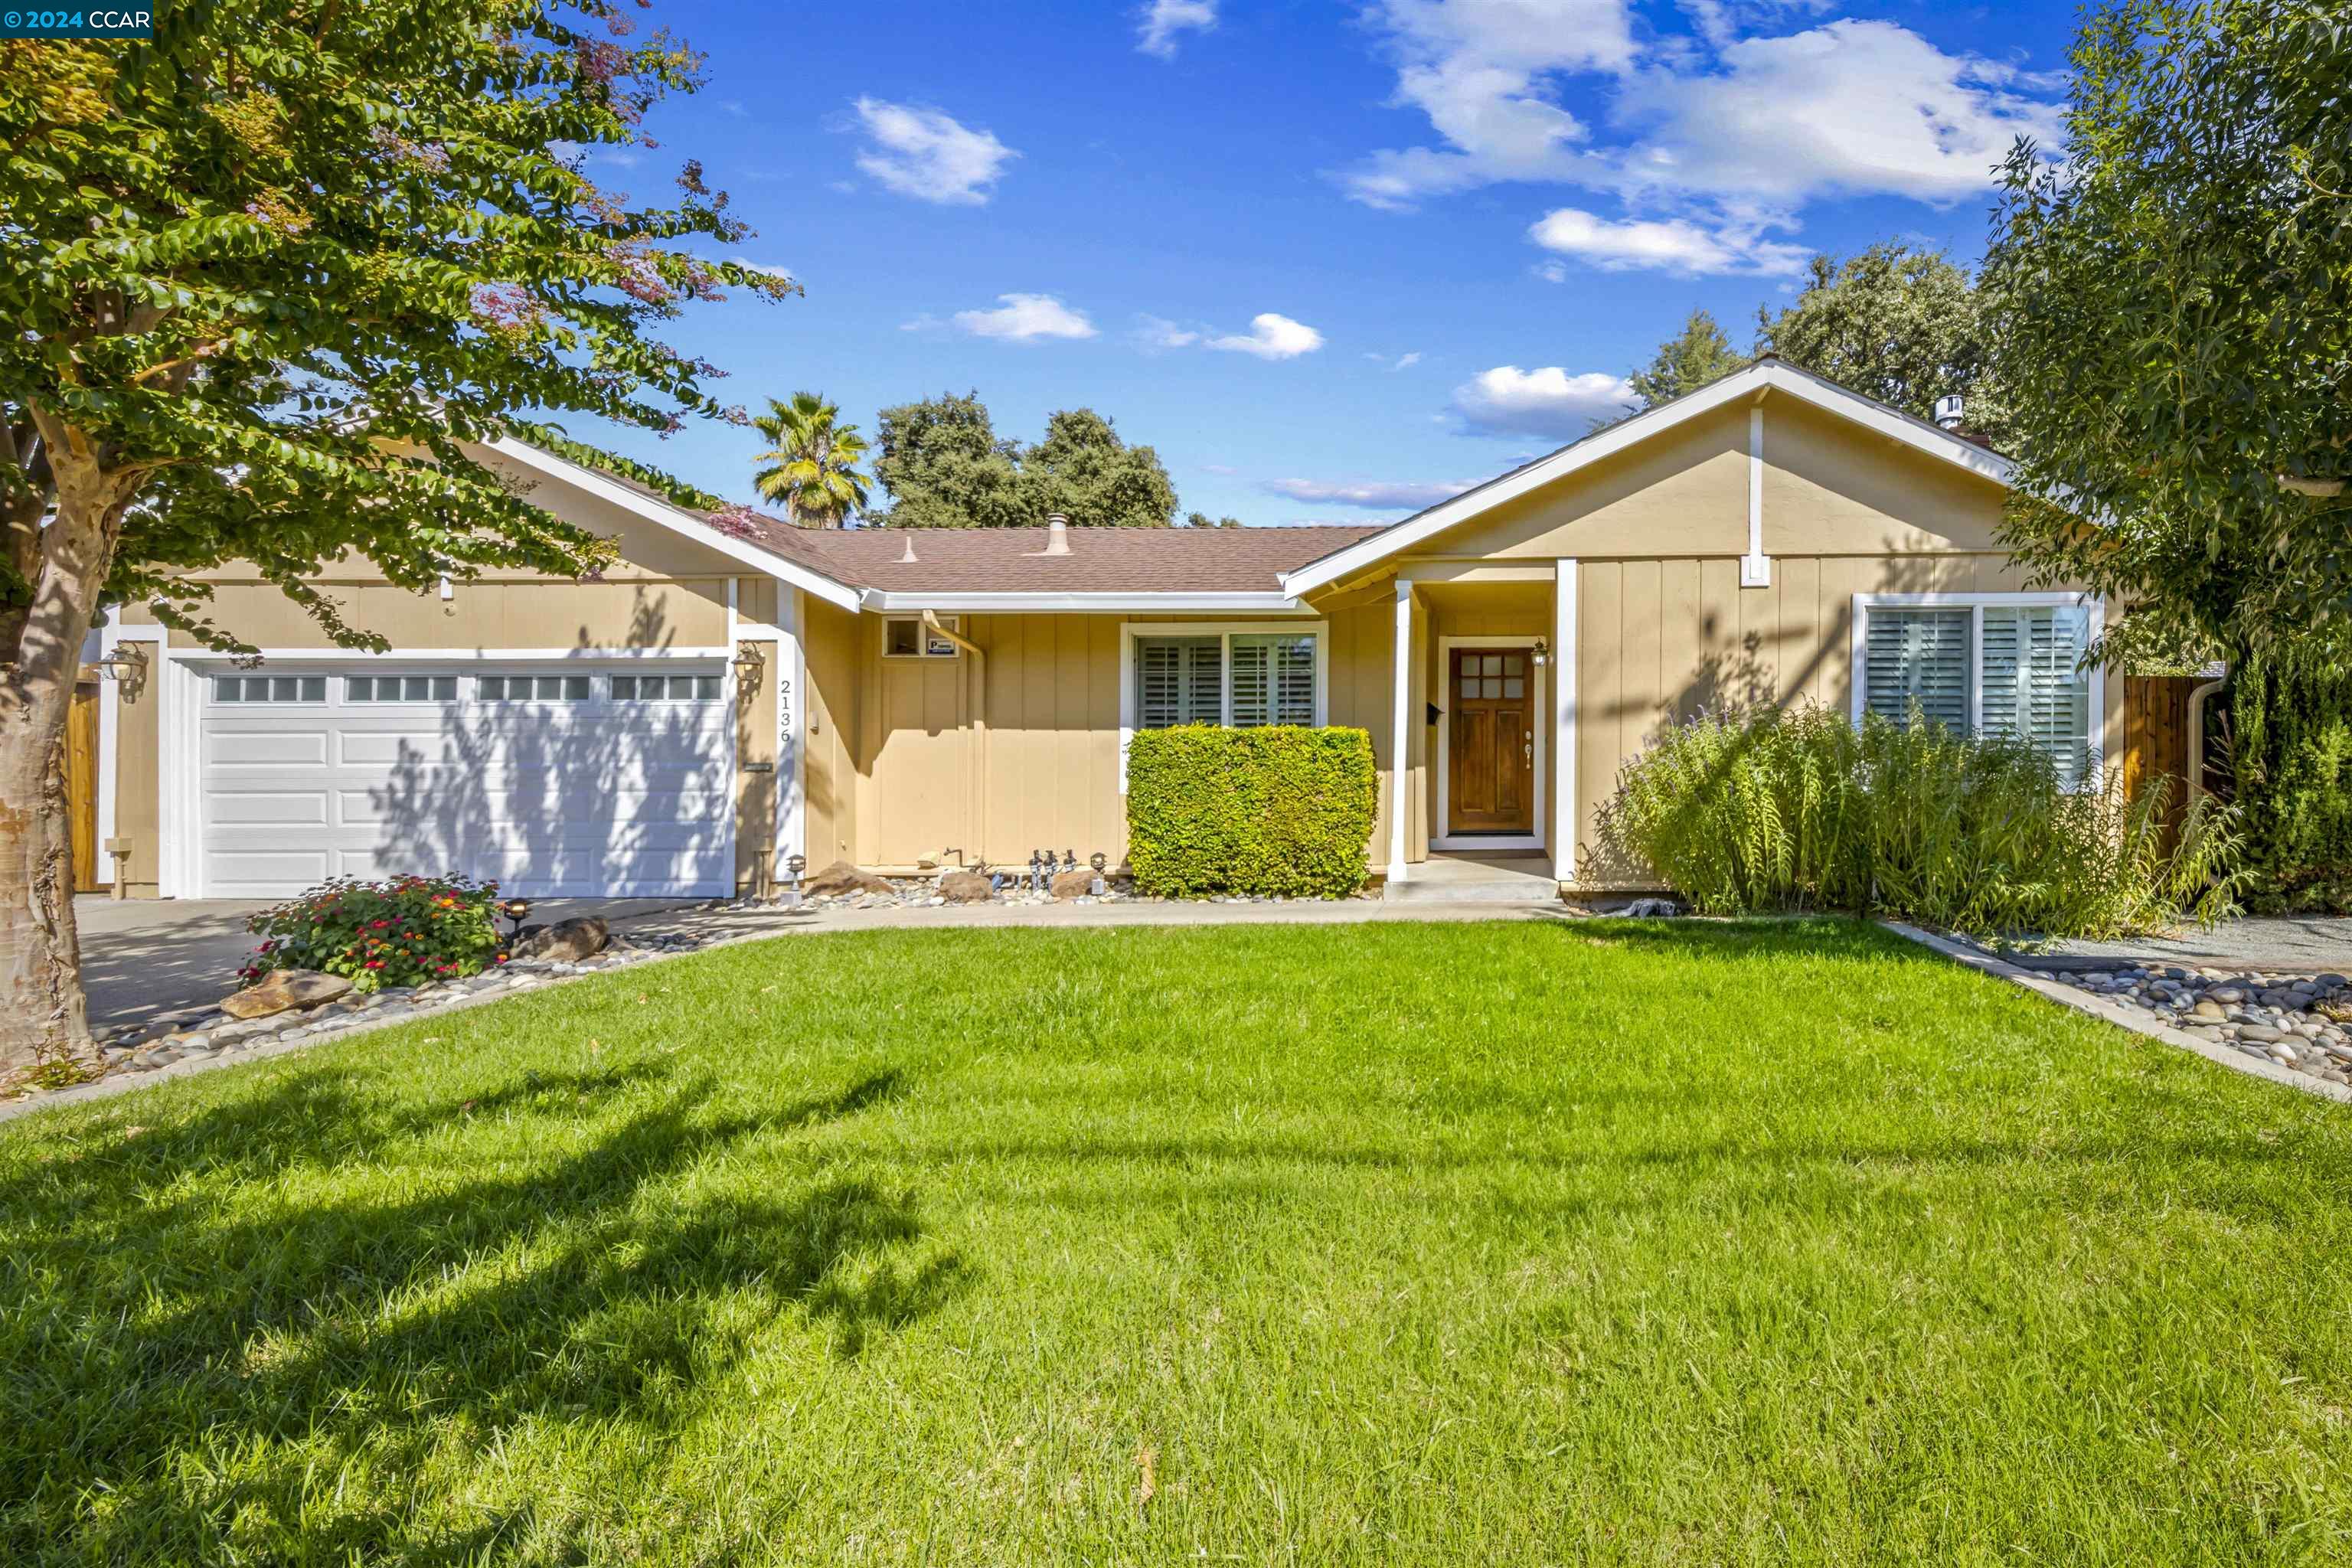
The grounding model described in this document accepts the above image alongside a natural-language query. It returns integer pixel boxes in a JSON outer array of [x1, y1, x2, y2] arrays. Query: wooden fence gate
[[2123, 675, 2203, 847]]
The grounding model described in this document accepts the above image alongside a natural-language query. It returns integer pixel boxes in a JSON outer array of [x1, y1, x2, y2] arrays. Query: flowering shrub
[[241, 874, 505, 992]]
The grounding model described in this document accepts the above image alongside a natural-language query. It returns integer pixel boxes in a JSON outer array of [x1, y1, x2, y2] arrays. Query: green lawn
[[5, 919, 2350, 1564]]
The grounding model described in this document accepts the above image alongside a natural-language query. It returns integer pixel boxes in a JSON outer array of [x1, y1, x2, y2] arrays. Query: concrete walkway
[[1964, 916, 2352, 975]]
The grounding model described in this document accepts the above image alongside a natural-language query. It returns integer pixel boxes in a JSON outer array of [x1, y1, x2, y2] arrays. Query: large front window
[[1132, 629, 1320, 730], [1857, 597, 2096, 785]]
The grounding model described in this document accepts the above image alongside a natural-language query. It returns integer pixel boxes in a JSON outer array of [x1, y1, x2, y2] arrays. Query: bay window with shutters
[[1120, 622, 1328, 785], [1851, 593, 2104, 786]]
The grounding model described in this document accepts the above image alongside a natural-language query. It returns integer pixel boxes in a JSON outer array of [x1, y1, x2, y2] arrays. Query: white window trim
[[880, 614, 962, 659], [1432, 635, 1547, 854], [1117, 619, 1330, 792], [1848, 591, 2105, 782]]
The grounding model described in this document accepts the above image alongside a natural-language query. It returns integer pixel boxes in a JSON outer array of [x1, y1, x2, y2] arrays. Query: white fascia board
[[859, 590, 1308, 614], [1279, 361, 2017, 597], [480, 436, 864, 612]]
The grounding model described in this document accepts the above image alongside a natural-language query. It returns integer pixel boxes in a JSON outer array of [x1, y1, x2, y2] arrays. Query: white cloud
[[851, 97, 1017, 205], [1609, 21, 2064, 208], [1450, 365, 1635, 439], [1339, 0, 1641, 209], [1527, 207, 1805, 276], [1135, 314, 1201, 351], [1365, 350, 1426, 370], [1261, 477, 1468, 509], [1139, 0, 1217, 57], [951, 293, 1098, 341], [1336, 5, 2063, 260], [1204, 312, 1325, 360]]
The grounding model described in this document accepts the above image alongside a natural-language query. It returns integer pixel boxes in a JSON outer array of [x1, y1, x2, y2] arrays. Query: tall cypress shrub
[[2231, 651, 2352, 913]]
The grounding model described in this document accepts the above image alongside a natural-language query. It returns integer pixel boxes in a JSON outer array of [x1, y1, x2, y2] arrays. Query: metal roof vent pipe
[[897, 533, 918, 564], [1932, 394, 1965, 432], [1042, 514, 1071, 555]]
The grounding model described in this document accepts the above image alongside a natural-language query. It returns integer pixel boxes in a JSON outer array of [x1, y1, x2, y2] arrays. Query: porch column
[[774, 581, 807, 875], [1388, 577, 1413, 883], [1553, 559, 1577, 885]]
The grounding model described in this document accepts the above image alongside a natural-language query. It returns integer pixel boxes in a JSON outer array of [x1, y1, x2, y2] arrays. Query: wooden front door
[[65, 681, 100, 893], [1448, 648, 1534, 835]]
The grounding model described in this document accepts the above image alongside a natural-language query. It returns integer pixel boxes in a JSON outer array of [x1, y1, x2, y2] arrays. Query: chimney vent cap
[[1034, 514, 1073, 557], [1932, 394, 1965, 430]]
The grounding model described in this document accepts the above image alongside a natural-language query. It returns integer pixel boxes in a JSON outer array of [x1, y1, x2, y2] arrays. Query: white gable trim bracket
[[1279, 360, 2015, 599], [482, 436, 864, 612], [1740, 401, 1771, 589]]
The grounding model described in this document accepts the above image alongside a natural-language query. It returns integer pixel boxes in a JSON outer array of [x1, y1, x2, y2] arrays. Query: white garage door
[[198, 665, 735, 898]]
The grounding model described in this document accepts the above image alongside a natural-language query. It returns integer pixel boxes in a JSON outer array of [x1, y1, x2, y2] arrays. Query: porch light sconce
[[93, 641, 149, 697], [732, 642, 767, 677], [1532, 639, 1549, 668]]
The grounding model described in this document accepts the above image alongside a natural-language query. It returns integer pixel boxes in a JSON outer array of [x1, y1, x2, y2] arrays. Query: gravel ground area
[[2048, 962, 2352, 1086], [1972, 916, 2352, 975]]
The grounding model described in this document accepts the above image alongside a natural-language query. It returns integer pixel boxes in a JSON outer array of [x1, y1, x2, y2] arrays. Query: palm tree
[[750, 392, 871, 527]]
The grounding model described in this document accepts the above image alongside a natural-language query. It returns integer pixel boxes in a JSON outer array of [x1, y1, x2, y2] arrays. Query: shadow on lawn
[[1, 1059, 964, 1562]]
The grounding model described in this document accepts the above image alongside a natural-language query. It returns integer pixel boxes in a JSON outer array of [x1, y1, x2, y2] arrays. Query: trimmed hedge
[[1127, 725, 1377, 898]]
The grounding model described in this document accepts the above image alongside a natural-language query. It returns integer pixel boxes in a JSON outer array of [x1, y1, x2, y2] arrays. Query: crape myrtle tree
[[0, 1, 793, 1073]]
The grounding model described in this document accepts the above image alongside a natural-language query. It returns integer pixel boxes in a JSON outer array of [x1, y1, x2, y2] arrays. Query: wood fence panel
[[2124, 675, 2199, 847]]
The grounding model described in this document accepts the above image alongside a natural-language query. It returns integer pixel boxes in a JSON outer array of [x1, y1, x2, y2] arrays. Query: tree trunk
[[0, 418, 134, 1076]]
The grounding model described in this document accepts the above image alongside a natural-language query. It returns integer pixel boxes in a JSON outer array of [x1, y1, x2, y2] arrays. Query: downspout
[[2186, 671, 2227, 812], [921, 609, 987, 864]]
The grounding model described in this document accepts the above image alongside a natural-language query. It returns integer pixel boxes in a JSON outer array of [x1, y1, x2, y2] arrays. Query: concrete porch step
[[1382, 854, 1562, 905]]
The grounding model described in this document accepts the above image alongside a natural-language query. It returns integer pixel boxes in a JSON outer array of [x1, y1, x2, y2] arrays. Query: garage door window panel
[[215, 675, 326, 704]]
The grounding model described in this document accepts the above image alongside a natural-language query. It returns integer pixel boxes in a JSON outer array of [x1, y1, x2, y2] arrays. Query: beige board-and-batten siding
[[1567, 553, 2122, 882], [1374, 395, 2117, 883], [798, 603, 1399, 873]]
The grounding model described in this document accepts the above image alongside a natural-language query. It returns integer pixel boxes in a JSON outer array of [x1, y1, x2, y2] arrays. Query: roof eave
[[1278, 361, 2017, 597], [858, 590, 1309, 613], [479, 436, 866, 612]]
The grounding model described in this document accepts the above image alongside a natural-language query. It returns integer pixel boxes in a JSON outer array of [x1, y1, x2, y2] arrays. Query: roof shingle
[[727, 524, 1389, 595]]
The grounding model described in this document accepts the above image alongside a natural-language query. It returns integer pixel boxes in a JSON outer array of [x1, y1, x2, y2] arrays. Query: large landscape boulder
[[937, 869, 993, 903], [221, 969, 353, 1020], [514, 916, 609, 963], [805, 859, 896, 897], [1050, 867, 1100, 900]]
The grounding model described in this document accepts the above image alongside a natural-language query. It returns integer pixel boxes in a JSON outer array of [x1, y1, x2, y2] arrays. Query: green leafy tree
[[1024, 409, 1178, 528], [1756, 244, 2004, 437], [870, 391, 1030, 528], [1627, 309, 1749, 410], [1981, 0, 2350, 655], [0, 5, 790, 1071], [871, 393, 1179, 528], [751, 392, 870, 527], [1185, 511, 1243, 528]]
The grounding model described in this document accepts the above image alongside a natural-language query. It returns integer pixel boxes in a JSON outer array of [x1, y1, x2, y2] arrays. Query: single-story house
[[80, 359, 2115, 901]]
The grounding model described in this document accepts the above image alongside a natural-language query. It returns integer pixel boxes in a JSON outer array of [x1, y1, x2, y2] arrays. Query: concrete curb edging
[[1878, 920, 2352, 1105]]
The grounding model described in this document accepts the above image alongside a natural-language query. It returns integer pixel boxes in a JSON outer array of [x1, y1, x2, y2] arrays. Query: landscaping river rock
[[75, 926, 714, 1088], [2054, 963, 2352, 1086]]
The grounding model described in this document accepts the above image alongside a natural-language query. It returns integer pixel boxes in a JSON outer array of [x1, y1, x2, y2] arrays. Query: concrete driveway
[[72, 894, 703, 1031]]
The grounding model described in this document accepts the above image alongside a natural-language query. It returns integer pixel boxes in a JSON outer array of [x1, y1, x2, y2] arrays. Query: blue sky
[[580, 0, 2079, 526]]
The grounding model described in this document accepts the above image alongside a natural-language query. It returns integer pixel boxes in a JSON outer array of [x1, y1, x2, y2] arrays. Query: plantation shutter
[[1863, 609, 1971, 733], [1981, 605, 2092, 785], [1230, 635, 1315, 727], [1135, 637, 1222, 729]]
